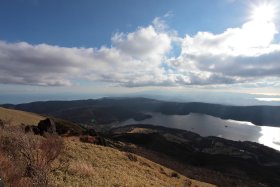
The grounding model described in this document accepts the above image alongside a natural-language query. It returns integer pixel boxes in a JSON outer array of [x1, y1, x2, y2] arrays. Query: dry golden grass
[[51, 139, 215, 187], [0, 108, 215, 187], [0, 107, 44, 126], [68, 161, 96, 177], [128, 127, 156, 134]]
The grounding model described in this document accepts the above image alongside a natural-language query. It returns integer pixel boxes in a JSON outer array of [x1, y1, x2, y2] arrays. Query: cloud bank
[[0, 17, 280, 87]]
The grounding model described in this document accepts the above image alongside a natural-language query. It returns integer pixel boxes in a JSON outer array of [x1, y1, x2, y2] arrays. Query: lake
[[116, 113, 280, 151]]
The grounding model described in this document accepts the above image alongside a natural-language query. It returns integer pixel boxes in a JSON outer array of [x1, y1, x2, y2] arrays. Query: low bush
[[0, 118, 12, 129], [171, 171, 180, 178], [0, 127, 64, 187], [0, 152, 25, 186]]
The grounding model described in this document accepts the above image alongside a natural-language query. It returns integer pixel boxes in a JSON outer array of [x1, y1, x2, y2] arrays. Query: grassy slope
[[51, 138, 215, 187], [0, 108, 214, 187], [0, 107, 45, 126]]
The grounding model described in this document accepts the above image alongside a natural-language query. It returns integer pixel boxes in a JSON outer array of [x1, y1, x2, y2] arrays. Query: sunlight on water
[[256, 98, 280, 101], [118, 113, 280, 152], [227, 119, 255, 126], [229, 119, 280, 151], [259, 126, 280, 151]]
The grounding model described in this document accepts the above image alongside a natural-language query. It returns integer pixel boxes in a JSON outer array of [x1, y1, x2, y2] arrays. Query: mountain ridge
[[2, 97, 280, 126]]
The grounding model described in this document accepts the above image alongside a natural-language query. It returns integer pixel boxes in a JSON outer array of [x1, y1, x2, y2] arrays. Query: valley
[[1, 97, 280, 186]]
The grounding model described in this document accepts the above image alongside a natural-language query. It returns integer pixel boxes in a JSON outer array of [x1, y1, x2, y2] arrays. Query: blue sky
[[0, 0, 280, 104], [0, 0, 245, 47]]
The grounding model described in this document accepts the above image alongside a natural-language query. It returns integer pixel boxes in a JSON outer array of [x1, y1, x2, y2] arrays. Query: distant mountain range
[[2, 97, 280, 127]]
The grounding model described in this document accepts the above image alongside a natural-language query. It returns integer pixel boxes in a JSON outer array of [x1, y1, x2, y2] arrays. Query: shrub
[[0, 127, 64, 187], [0, 118, 12, 128], [171, 172, 180, 178], [19, 134, 64, 186], [0, 152, 25, 186]]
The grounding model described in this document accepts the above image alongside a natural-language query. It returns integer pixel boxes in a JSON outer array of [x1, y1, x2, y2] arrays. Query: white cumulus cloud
[[169, 18, 280, 85], [0, 17, 280, 87], [0, 21, 174, 87]]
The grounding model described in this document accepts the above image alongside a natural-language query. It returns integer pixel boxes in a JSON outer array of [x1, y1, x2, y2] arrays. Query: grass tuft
[[126, 152, 138, 162]]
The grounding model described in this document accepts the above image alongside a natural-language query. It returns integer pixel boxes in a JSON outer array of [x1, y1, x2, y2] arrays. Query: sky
[[0, 0, 280, 104]]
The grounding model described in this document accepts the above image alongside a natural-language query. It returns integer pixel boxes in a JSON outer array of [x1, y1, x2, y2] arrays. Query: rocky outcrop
[[24, 125, 40, 135], [37, 118, 57, 135], [24, 117, 86, 136]]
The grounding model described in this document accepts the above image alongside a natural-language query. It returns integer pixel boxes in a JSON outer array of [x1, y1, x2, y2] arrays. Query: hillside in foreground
[[2, 106, 280, 186], [0, 107, 44, 126], [51, 137, 214, 187], [0, 107, 214, 187]]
